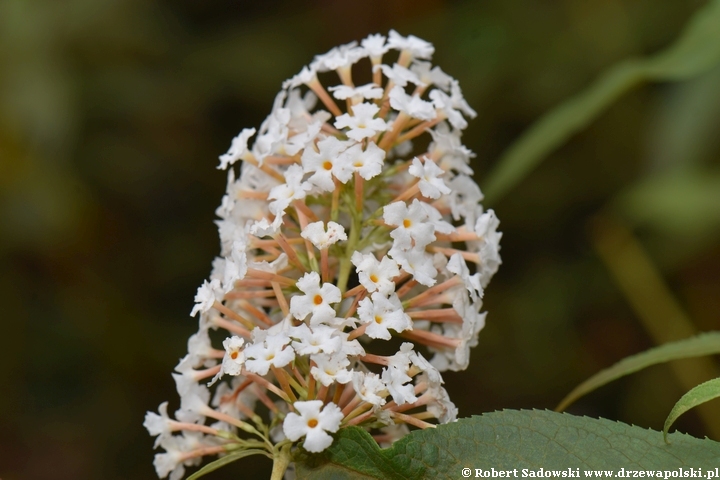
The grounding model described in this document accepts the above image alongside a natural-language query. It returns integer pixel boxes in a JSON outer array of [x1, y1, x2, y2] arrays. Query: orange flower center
[[313, 294, 323, 305], [307, 418, 319, 428]]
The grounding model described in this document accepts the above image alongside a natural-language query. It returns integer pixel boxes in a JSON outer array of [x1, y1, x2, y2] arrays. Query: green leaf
[[186, 449, 270, 480], [295, 410, 720, 479], [295, 426, 422, 480], [482, 0, 720, 204], [557, 332, 720, 412], [643, 1, 720, 79], [613, 170, 720, 238], [664, 377, 720, 442]]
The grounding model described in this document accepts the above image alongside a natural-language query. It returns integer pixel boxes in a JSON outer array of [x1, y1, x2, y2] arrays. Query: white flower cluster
[[145, 30, 501, 480]]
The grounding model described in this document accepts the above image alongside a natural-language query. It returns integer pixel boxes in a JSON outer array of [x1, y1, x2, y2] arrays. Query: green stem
[[337, 210, 361, 294], [270, 442, 292, 480]]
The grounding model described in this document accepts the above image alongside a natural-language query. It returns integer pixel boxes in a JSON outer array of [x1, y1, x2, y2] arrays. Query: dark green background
[[2, 1, 719, 479]]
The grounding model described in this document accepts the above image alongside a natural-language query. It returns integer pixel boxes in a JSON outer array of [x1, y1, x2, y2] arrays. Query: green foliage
[[664, 378, 720, 442], [643, 0, 720, 79], [557, 332, 720, 412], [482, 0, 720, 204], [295, 411, 720, 479], [295, 427, 422, 480], [614, 170, 720, 238]]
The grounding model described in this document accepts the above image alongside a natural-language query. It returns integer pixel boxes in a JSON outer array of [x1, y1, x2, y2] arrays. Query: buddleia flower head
[[145, 30, 501, 480]]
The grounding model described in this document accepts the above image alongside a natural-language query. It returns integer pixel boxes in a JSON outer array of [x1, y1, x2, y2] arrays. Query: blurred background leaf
[[1, 0, 719, 479], [556, 332, 720, 413], [481, 0, 720, 204]]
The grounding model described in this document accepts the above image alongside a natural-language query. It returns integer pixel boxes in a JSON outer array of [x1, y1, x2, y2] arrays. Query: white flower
[[310, 353, 353, 386], [328, 83, 383, 101], [220, 336, 246, 376], [144, 401, 172, 447], [376, 63, 424, 88], [286, 87, 318, 121], [389, 245, 438, 287], [334, 330, 365, 357], [387, 29, 434, 59], [218, 128, 256, 170], [447, 253, 483, 302], [411, 61, 453, 91], [383, 199, 436, 250], [428, 123, 475, 175], [408, 157, 451, 199], [268, 164, 311, 221], [382, 365, 417, 405], [220, 239, 248, 293], [283, 400, 344, 452], [445, 175, 483, 221], [417, 201, 455, 234], [248, 252, 288, 273], [357, 292, 412, 340], [249, 217, 278, 237], [351, 251, 399, 295], [190, 279, 222, 317], [334, 103, 388, 141], [428, 81, 476, 130], [244, 332, 295, 375], [429, 295, 486, 372], [186, 326, 215, 368], [301, 136, 352, 192], [335, 141, 385, 182], [388, 86, 436, 121], [252, 102, 291, 164], [153, 432, 204, 480], [290, 323, 342, 356], [450, 80, 477, 119], [301, 221, 347, 250], [352, 371, 386, 406], [379, 343, 418, 405], [409, 350, 443, 387], [312, 41, 365, 72], [283, 65, 317, 90], [425, 382, 458, 424], [360, 33, 389, 59], [429, 88, 469, 130], [285, 120, 323, 156], [390, 342, 415, 368], [171, 371, 211, 424], [290, 271, 342, 324], [178, 390, 213, 423], [471, 209, 503, 287]]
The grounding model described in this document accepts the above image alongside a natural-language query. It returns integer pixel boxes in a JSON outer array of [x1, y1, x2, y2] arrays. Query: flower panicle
[[146, 30, 502, 480]]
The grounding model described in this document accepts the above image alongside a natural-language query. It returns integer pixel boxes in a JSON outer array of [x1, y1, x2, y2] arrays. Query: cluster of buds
[[145, 30, 501, 480]]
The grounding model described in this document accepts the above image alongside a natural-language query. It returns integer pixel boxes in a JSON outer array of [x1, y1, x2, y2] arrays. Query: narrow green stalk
[[337, 205, 362, 293], [270, 442, 292, 480]]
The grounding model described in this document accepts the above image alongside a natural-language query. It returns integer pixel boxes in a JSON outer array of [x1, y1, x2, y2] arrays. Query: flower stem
[[270, 442, 293, 480], [337, 191, 363, 293]]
